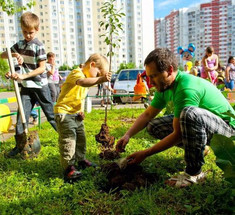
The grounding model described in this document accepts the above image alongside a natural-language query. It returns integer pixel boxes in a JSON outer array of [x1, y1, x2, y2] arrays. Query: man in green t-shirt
[[116, 48, 235, 188]]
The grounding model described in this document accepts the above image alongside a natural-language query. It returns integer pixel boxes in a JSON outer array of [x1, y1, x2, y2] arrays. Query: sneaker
[[64, 165, 82, 183], [5, 146, 20, 158], [77, 159, 97, 169]]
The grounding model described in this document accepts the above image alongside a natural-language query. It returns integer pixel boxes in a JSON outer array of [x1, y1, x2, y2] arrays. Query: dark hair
[[228, 56, 235, 64], [144, 48, 178, 72], [47, 52, 55, 58], [206, 46, 214, 54]]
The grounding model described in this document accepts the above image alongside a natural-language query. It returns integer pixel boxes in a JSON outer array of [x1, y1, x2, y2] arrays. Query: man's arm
[[116, 106, 161, 152], [127, 117, 182, 165]]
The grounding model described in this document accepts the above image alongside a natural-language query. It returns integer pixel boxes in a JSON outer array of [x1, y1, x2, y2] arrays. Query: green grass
[[0, 108, 233, 214]]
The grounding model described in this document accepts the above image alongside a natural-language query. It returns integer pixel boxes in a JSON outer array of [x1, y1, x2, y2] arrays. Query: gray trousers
[[55, 114, 86, 170], [146, 106, 235, 174]]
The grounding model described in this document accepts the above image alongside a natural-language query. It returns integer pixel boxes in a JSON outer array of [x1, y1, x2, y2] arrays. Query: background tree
[[0, 0, 36, 15], [59, 64, 71, 71], [0, 55, 12, 90], [116, 62, 136, 74]]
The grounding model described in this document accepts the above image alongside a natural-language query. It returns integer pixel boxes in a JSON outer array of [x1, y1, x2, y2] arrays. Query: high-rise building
[[154, 0, 235, 65], [0, 0, 154, 71]]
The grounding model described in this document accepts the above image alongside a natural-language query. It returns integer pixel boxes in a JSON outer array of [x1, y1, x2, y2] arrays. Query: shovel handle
[[6, 47, 28, 133]]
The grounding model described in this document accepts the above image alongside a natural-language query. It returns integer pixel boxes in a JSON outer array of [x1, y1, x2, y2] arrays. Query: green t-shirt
[[151, 71, 235, 128]]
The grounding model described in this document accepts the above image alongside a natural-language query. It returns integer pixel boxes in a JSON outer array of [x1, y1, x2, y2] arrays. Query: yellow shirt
[[54, 68, 88, 114]]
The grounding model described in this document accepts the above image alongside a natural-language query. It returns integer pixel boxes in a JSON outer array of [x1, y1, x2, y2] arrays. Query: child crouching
[[54, 54, 111, 183]]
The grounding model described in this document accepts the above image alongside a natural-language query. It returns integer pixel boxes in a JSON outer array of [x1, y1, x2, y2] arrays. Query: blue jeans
[[225, 80, 234, 90], [16, 85, 57, 135], [30, 109, 38, 119]]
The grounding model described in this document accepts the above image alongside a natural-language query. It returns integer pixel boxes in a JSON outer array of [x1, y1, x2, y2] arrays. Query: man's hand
[[116, 134, 130, 152], [126, 150, 147, 165]]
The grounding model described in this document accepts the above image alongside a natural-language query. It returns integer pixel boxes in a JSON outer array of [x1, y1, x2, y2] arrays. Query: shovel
[[6, 47, 41, 159]]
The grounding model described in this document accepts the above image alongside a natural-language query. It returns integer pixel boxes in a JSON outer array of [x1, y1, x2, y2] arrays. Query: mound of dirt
[[95, 123, 115, 148], [100, 162, 158, 192], [99, 149, 120, 160], [96, 123, 120, 160]]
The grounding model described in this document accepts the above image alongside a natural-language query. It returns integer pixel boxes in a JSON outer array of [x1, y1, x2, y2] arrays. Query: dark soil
[[99, 149, 120, 160], [95, 123, 120, 160], [95, 123, 115, 148], [99, 162, 158, 192]]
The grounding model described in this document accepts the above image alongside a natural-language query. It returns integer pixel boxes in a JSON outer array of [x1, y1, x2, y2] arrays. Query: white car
[[113, 69, 144, 103]]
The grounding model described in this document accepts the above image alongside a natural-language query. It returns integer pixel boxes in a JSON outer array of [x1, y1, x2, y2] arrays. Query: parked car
[[59, 70, 71, 87], [111, 74, 118, 88], [113, 69, 144, 103]]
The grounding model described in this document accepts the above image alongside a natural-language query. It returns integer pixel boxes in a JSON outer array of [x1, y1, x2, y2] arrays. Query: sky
[[154, 0, 211, 19]]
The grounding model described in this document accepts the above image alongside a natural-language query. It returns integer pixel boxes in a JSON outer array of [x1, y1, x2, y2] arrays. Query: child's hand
[[104, 72, 112, 82], [14, 53, 24, 65], [77, 112, 85, 121], [5, 72, 11, 79]]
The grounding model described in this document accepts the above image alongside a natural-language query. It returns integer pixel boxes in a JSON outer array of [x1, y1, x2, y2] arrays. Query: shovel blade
[[15, 131, 41, 159]]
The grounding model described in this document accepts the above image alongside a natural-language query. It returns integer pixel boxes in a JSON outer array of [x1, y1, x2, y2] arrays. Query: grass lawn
[[0, 108, 233, 214]]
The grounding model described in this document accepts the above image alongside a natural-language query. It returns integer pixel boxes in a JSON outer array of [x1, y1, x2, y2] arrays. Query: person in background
[[201, 46, 218, 84], [100, 82, 114, 107], [183, 64, 190, 74], [96, 84, 103, 98], [194, 60, 202, 77], [54, 53, 111, 183], [225, 56, 235, 90], [116, 48, 235, 188], [189, 67, 198, 76], [46, 52, 59, 102], [30, 108, 38, 125], [1, 12, 56, 157]]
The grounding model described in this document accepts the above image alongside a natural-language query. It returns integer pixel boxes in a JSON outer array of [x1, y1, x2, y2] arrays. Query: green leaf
[[211, 134, 235, 187]]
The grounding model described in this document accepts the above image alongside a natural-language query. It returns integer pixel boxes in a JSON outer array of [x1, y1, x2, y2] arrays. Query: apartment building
[[154, 0, 235, 65], [0, 0, 154, 71]]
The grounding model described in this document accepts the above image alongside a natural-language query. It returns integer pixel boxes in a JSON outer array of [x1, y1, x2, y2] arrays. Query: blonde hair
[[190, 67, 198, 76], [84, 53, 109, 75], [20, 12, 40, 30]]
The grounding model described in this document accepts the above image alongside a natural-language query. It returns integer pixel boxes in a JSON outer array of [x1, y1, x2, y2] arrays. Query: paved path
[[0, 86, 144, 142]]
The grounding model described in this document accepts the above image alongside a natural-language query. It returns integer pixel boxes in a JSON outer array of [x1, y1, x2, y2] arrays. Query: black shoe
[[77, 159, 97, 169], [5, 146, 20, 158], [64, 165, 82, 183]]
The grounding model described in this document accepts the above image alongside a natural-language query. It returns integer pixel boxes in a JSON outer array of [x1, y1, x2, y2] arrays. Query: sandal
[[165, 171, 207, 188], [204, 145, 210, 157]]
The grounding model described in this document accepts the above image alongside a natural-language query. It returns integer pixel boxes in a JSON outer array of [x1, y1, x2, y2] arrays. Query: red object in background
[[140, 70, 153, 89]]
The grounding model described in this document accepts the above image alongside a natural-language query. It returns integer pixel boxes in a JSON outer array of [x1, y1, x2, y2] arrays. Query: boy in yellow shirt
[[54, 54, 111, 183]]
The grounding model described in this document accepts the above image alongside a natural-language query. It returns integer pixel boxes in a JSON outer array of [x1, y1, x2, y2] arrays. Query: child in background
[[183, 64, 190, 74], [54, 53, 111, 183], [201, 46, 218, 84], [189, 67, 198, 76]]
